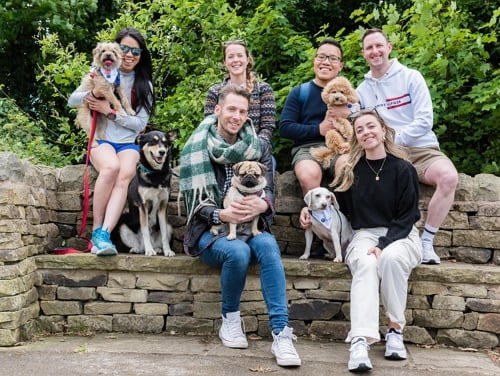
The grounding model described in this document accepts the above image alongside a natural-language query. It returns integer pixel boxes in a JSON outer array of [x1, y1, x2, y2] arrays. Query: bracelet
[[106, 109, 117, 120]]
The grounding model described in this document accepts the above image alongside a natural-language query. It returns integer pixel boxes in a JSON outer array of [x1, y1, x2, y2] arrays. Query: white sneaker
[[219, 311, 248, 349], [271, 326, 301, 367], [385, 328, 407, 360], [421, 240, 440, 264], [348, 337, 372, 372]]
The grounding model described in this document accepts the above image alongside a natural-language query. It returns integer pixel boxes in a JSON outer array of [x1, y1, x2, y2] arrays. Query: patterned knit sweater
[[204, 76, 276, 143]]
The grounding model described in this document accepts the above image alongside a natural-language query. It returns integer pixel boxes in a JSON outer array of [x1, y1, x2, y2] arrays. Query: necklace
[[365, 156, 387, 181]]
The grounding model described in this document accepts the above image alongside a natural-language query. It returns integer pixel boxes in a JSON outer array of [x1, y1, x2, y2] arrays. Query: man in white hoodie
[[356, 28, 458, 265]]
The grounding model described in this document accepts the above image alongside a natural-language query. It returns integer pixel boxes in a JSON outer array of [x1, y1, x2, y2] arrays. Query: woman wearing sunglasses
[[68, 27, 154, 255], [204, 40, 276, 148], [302, 108, 421, 372]]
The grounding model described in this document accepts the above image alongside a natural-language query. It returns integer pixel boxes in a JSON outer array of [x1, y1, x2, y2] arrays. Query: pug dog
[[211, 161, 268, 240]]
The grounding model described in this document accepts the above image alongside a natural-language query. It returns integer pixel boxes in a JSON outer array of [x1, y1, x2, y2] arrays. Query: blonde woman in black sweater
[[301, 108, 422, 372]]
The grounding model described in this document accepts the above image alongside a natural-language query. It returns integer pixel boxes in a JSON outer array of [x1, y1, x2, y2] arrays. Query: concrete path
[[0, 333, 498, 375]]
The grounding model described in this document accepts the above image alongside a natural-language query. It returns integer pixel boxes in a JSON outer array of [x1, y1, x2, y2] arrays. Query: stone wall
[[0, 152, 499, 348]]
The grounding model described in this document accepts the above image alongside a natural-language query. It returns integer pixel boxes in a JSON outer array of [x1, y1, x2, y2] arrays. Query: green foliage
[[2, 0, 499, 176], [342, 0, 500, 175], [0, 85, 75, 167]]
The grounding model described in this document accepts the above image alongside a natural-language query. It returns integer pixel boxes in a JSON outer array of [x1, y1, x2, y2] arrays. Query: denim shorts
[[95, 140, 139, 153]]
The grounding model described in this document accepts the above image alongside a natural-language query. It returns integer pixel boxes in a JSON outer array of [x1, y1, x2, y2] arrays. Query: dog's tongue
[[104, 60, 113, 67]]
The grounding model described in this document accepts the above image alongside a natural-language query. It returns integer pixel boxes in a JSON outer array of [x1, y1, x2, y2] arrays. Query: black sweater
[[336, 154, 420, 250]]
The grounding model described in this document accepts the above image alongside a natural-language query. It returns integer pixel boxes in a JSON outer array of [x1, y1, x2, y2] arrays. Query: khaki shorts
[[407, 146, 451, 180], [291, 143, 339, 183]]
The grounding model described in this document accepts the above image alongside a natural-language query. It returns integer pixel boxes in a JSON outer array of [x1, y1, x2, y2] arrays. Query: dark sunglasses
[[348, 107, 382, 123], [120, 44, 142, 56]]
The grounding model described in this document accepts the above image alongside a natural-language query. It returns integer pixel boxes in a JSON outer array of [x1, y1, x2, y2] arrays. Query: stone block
[[432, 295, 466, 311], [148, 291, 194, 304], [309, 320, 350, 340], [134, 303, 169, 316], [135, 272, 190, 291], [165, 316, 213, 335], [413, 309, 463, 328], [289, 300, 341, 320], [112, 314, 163, 333], [0, 301, 39, 329], [466, 298, 500, 313], [67, 315, 113, 332], [436, 328, 498, 349], [477, 313, 500, 334], [190, 276, 220, 292], [96, 287, 147, 303], [40, 269, 107, 287], [0, 257, 36, 280], [84, 302, 131, 315], [57, 286, 97, 301], [193, 301, 220, 319], [168, 303, 192, 316], [0, 272, 39, 297], [403, 326, 435, 345], [37, 284, 57, 300], [107, 271, 136, 289], [0, 287, 38, 311], [462, 312, 479, 330], [453, 230, 499, 249], [40, 300, 81, 316]]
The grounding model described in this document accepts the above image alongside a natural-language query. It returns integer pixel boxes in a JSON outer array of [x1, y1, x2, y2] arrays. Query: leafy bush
[[7, 0, 499, 175]]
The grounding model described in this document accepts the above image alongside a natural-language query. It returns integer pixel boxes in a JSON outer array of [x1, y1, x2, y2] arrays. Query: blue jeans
[[198, 230, 288, 334]]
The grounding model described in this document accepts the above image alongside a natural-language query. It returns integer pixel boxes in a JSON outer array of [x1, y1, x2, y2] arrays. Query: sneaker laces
[[224, 317, 246, 338], [350, 337, 370, 354], [275, 328, 298, 356]]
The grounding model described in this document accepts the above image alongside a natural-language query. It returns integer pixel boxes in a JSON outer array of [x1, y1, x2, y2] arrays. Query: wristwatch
[[106, 109, 116, 120]]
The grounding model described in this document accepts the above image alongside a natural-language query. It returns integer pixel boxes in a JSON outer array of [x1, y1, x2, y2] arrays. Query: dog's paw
[[252, 230, 262, 237], [163, 249, 175, 257], [129, 247, 143, 254], [127, 109, 136, 116], [333, 256, 343, 263], [144, 248, 157, 256], [299, 254, 309, 260], [226, 234, 237, 240]]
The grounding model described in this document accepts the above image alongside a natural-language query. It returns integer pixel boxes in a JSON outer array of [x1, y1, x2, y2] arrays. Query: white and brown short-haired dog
[[300, 187, 352, 262], [311, 76, 360, 168], [76, 42, 136, 137]]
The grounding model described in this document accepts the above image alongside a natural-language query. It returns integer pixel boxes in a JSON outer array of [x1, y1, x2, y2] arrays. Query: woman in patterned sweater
[[204, 40, 276, 145]]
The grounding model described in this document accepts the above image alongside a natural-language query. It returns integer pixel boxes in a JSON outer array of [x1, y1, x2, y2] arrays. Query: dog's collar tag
[[311, 207, 333, 229], [100, 68, 120, 85]]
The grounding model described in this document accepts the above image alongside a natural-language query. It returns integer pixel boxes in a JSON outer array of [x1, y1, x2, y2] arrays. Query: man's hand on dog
[[220, 196, 268, 224]]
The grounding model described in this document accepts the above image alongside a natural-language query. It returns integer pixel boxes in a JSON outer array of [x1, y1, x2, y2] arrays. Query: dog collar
[[138, 163, 154, 174], [236, 188, 264, 197]]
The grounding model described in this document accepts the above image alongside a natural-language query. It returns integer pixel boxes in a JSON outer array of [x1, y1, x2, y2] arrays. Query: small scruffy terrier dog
[[76, 42, 135, 136]]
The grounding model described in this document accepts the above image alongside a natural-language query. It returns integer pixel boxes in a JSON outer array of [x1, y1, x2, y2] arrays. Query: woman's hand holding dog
[[84, 92, 113, 116], [220, 196, 267, 224]]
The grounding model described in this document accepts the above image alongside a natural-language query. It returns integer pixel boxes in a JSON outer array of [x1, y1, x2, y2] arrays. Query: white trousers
[[344, 226, 421, 343]]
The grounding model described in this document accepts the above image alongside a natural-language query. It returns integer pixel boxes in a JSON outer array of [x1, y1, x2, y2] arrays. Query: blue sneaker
[[91, 227, 117, 256]]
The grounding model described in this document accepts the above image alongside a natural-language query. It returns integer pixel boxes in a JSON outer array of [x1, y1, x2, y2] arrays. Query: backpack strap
[[298, 81, 311, 109]]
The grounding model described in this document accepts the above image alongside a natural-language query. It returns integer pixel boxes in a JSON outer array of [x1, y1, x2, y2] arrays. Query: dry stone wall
[[0, 152, 499, 348]]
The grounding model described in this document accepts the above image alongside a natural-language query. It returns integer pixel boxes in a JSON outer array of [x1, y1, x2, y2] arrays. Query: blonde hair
[[222, 40, 256, 93], [333, 110, 408, 192]]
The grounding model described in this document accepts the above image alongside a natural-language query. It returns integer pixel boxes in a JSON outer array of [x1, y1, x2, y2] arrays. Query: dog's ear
[[330, 191, 340, 210], [166, 129, 179, 142], [135, 134, 142, 145], [233, 162, 243, 175], [304, 190, 312, 206]]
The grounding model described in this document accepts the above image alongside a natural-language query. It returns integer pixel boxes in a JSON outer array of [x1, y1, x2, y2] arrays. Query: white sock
[[421, 224, 438, 243]]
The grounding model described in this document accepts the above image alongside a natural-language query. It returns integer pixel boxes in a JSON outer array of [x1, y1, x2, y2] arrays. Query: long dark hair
[[114, 27, 155, 115]]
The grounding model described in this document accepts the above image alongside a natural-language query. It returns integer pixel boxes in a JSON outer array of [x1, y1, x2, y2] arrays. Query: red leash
[[51, 111, 97, 254]]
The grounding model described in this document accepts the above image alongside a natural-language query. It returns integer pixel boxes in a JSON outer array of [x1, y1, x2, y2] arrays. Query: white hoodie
[[356, 59, 439, 148]]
